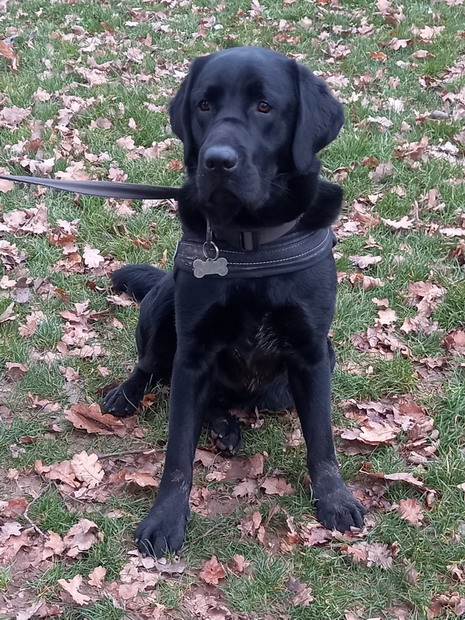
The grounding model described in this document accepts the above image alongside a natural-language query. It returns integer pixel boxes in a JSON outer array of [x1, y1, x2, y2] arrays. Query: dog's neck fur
[[177, 166, 343, 245]]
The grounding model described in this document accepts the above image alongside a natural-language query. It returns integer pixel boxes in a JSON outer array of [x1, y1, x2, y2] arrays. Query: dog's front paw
[[209, 412, 243, 454], [102, 381, 142, 417], [135, 502, 189, 557], [316, 484, 367, 532]]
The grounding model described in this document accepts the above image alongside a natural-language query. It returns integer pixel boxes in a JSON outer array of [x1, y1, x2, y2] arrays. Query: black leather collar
[[213, 219, 300, 251], [174, 227, 336, 278]]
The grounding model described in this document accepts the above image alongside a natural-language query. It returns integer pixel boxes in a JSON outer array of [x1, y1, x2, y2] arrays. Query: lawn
[[0, 0, 464, 618]]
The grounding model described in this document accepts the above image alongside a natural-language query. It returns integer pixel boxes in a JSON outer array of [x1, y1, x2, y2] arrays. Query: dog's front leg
[[288, 342, 366, 531], [135, 351, 212, 557]]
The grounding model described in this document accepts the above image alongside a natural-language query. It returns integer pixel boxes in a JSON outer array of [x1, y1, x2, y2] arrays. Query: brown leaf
[[70, 451, 104, 488], [233, 479, 257, 497], [83, 244, 105, 268], [442, 330, 465, 356], [369, 161, 393, 182], [35, 459, 80, 488], [349, 273, 384, 289], [106, 293, 133, 307], [0, 497, 28, 517], [42, 531, 65, 560], [397, 498, 424, 526], [377, 309, 397, 325], [381, 216, 414, 230], [0, 302, 16, 324], [341, 541, 399, 569], [88, 565, 106, 588], [62, 519, 102, 558], [0, 40, 18, 72], [360, 468, 435, 499], [232, 554, 250, 573], [65, 402, 142, 437], [199, 555, 226, 584], [58, 575, 91, 606], [261, 476, 294, 496], [289, 580, 314, 607], [110, 471, 158, 487], [349, 255, 382, 269]]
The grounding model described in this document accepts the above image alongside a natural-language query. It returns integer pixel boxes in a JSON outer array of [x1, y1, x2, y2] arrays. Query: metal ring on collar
[[202, 240, 220, 260]]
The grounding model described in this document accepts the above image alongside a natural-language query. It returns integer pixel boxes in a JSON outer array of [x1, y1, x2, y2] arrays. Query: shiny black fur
[[102, 47, 366, 557]]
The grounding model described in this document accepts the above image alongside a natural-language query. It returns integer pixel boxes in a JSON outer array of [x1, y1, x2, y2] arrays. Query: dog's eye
[[198, 100, 210, 112], [257, 101, 271, 113]]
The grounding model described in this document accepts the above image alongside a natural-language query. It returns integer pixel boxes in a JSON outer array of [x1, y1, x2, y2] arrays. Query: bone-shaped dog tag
[[193, 257, 229, 278]]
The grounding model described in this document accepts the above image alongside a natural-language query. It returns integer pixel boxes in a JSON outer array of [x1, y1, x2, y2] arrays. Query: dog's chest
[[219, 311, 286, 391]]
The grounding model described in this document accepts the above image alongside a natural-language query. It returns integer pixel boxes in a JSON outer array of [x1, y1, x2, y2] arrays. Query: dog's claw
[[208, 412, 242, 454]]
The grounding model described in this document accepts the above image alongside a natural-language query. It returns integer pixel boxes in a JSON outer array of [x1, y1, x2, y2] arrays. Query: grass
[[1, 0, 465, 618]]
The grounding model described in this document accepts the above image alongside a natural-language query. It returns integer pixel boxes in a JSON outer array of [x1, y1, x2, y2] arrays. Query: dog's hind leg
[[102, 272, 176, 417]]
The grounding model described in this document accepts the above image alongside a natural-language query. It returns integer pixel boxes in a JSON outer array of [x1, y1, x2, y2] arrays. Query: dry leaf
[[261, 476, 294, 496], [63, 519, 102, 558], [58, 575, 91, 606], [397, 498, 424, 526], [83, 244, 105, 268], [341, 541, 399, 569], [232, 554, 250, 573], [349, 255, 382, 269], [88, 565, 106, 588], [65, 402, 142, 437], [199, 555, 227, 584], [70, 451, 104, 488]]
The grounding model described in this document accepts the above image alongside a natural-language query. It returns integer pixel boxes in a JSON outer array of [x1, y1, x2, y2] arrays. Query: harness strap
[[174, 227, 336, 278]]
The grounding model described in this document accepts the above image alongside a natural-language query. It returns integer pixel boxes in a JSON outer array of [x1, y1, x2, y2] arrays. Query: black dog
[[102, 47, 366, 557]]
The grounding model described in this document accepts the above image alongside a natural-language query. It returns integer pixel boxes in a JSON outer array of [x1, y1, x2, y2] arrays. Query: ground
[[0, 0, 464, 618]]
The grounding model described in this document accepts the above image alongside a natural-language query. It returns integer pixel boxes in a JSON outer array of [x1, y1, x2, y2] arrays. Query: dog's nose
[[203, 146, 238, 172]]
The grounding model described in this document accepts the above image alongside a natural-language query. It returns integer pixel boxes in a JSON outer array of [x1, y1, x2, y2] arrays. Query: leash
[[0, 174, 180, 200]]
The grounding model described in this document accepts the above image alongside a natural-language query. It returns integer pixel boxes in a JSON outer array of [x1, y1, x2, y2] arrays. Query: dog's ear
[[292, 63, 344, 175], [169, 55, 210, 170]]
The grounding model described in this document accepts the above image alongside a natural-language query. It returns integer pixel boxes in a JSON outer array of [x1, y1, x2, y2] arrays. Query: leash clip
[[193, 221, 229, 278]]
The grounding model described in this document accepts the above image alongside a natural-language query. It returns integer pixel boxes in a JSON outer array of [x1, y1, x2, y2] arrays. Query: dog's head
[[169, 47, 343, 227]]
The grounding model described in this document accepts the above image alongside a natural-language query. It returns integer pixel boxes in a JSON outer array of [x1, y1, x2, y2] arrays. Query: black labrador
[[102, 46, 366, 557]]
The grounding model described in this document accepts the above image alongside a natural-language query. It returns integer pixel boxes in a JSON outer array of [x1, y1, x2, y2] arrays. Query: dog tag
[[193, 257, 229, 278]]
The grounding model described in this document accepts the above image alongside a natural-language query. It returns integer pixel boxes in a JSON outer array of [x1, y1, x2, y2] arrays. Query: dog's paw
[[209, 412, 243, 454], [102, 382, 142, 417], [316, 485, 367, 532], [135, 503, 189, 558]]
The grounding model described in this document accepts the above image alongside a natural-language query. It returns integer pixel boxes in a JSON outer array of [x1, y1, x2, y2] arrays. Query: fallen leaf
[[232, 554, 250, 573], [58, 575, 91, 606], [0, 40, 18, 72], [62, 519, 102, 558], [261, 476, 294, 496], [287, 579, 315, 607], [65, 402, 143, 438], [369, 162, 393, 182], [397, 498, 424, 526], [70, 451, 104, 488], [341, 541, 399, 569], [83, 244, 105, 268], [88, 565, 106, 588], [349, 255, 382, 269], [382, 216, 415, 230], [199, 555, 226, 585], [442, 330, 465, 356], [0, 497, 28, 517]]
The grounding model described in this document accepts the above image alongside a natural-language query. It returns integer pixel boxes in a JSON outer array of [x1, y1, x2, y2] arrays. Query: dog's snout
[[203, 145, 239, 172]]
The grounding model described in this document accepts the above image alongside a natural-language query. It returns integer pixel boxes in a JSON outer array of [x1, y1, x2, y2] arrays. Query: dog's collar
[[212, 219, 300, 251], [174, 227, 336, 278]]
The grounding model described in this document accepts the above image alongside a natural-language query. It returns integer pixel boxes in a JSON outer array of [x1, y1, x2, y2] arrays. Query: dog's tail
[[111, 265, 167, 302]]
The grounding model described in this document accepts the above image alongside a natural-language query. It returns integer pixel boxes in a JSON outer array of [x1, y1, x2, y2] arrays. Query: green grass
[[1, 0, 465, 618]]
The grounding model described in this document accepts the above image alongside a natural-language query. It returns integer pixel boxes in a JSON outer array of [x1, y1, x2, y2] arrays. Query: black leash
[[0, 174, 180, 200]]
